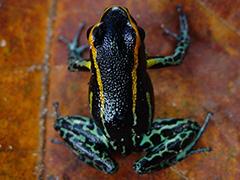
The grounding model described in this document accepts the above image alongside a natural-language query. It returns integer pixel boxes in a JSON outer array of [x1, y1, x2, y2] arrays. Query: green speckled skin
[[54, 6, 212, 174]]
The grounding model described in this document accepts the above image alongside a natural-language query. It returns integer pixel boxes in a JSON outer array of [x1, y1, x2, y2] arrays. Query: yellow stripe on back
[[88, 23, 111, 138], [88, 23, 105, 119], [88, 7, 141, 136], [89, 91, 93, 114]]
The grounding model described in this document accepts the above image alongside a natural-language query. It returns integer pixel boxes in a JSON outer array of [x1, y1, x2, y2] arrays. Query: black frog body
[[55, 5, 212, 174], [88, 7, 153, 154]]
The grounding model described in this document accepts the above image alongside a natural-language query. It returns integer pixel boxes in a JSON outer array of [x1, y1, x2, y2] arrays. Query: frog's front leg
[[53, 103, 118, 174], [59, 22, 91, 71], [147, 5, 190, 68], [133, 113, 212, 174]]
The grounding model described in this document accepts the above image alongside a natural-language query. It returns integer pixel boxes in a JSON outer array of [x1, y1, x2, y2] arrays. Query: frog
[[54, 5, 213, 174]]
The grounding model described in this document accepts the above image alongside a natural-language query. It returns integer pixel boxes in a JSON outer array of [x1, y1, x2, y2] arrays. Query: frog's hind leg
[[133, 113, 212, 174], [53, 102, 118, 174], [59, 22, 91, 71]]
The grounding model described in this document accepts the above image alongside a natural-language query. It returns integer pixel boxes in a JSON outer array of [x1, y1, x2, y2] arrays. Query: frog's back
[[88, 7, 154, 154], [89, 49, 153, 154]]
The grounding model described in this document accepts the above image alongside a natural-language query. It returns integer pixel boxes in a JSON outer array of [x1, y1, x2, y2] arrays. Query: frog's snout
[[101, 6, 128, 25], [106, 6, 127, 16]]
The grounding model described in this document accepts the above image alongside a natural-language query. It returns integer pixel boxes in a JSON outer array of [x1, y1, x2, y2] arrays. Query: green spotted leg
[[53, 102, 118, 174], [59, 22, 91, 71], [133, 113, 213, 174], [147, 5, 190, 68]]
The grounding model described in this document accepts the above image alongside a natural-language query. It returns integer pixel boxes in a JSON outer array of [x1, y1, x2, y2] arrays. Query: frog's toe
[[59, 22, 88, 57], [58, 35, 69, 45], [52, 102, 61, 118], [176, 4, 183, 13], [76, 44, 89, 54], [133, 161, 146, 174], [160, 23, 179, 40], [101, 161, 118, 174]]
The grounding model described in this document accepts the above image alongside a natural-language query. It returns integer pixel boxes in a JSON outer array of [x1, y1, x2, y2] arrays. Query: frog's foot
[[59, 22, 90, 71], [133, 112, 212, 174], [160, 23, 178, 39], [54, 114, 118, 174], [147, 5, 190, 68], [161, 5, 189, 41]]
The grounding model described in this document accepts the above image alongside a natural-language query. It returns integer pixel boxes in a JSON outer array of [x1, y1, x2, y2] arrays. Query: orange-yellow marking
[[88, 6, 141, 132], [88, 23, 111, 137], [88, 23, 104, 119], [89, 91, 93, 114]]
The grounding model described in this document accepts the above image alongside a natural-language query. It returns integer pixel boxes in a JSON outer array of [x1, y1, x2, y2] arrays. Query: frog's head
[[87, 6, 145, 57]]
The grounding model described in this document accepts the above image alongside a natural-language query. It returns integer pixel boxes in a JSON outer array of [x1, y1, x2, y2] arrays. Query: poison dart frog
[[54, 5, 212, 174]]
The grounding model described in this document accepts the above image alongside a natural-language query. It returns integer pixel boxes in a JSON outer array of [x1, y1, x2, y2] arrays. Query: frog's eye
[[123, 26, 136, 49], [91, 24, 105, 47], [138, 27, 145, 41]]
